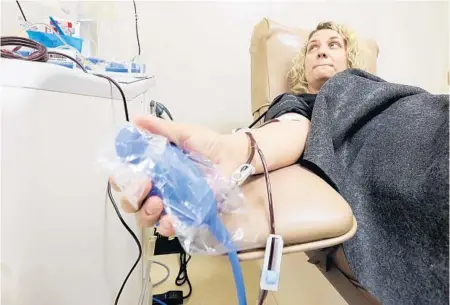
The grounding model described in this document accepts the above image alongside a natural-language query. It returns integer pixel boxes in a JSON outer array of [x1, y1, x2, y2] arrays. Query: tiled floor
[[150, 252, 349, 305]]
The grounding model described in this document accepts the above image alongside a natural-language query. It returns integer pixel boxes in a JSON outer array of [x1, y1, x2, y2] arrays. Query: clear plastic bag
[[99, 122, 260, 255]]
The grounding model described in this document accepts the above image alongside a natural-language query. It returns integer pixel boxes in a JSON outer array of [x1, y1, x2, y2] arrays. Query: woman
[[124, 21, 357, 226], [115, 22, 449, 305]]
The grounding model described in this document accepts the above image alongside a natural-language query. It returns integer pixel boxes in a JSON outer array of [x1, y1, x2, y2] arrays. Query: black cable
[[248, 95, 288, 128], [175, 252, 192, 300], [16, 0, 27, 22], [150, 100, 174, 120], [248, 110, 268, 129], [107, 182, 142, 305], [156, 102, 174, 121], [97, 74, 142, 305], [99, 73, 185, 304], [132, 0, 141, 56], [94, 74, 137, 305], [55, 42, 189, 304], [94, 74, 130, 122]]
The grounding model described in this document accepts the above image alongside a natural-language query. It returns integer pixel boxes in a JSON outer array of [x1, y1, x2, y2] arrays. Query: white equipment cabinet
[[0, 58, 155, 305]]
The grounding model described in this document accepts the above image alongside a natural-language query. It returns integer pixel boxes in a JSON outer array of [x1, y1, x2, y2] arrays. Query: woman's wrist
[[220, 132, 259, 176], [220, 133, 252, 168]]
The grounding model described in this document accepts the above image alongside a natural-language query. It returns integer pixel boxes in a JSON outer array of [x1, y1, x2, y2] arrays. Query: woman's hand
[[110, 115, 245, 237], [110, 112, 309, 237]]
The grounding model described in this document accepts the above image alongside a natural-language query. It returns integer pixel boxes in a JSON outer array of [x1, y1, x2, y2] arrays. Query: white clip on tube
[[260, 235, 284, 292], [231, 164, 255, 186]]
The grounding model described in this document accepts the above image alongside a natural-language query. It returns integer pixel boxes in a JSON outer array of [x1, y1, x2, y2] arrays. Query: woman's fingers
[[137, 196, 164, 228], [113, 177, 152, 213], [136, 197, 175, 236], [133, 116, 185, 147], [109, 177, 121, 192], [157, 215, 175, 236], [136, 179, 153, 209], [120, 196, 138, 213]]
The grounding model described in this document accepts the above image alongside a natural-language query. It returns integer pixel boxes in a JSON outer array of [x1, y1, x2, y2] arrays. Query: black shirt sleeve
[[264, 93, 316, 122]]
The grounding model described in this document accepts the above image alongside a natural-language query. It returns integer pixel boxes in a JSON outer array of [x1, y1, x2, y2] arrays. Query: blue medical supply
[[104, 62, 143, 73], [86, 57, 106, 65], [49, 16, 66, 37], [105, 62, 128, 73], [131, 62, 142, 73], [50, 61, 75, 69], [15, 49, 83, 70], [26, 30, 83, 53], [113, 123, 247, 305]]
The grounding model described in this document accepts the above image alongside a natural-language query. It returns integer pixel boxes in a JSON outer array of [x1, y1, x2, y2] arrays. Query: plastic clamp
[[260, 234, 284, 291]]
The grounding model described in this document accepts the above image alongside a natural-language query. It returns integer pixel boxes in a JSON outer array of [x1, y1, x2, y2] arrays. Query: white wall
[[2, 1, 449, 132]]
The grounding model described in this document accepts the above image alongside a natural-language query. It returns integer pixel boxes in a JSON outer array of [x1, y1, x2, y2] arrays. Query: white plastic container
[[78, 18, 98, 57], [0, 58, 155, 305]]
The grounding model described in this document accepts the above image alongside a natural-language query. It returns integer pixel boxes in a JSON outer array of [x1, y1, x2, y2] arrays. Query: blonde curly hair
[[288, 21, 368, 94]]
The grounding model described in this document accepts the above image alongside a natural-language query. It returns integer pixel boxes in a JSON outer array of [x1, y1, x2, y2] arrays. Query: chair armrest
[[221, 164, 356, 261]]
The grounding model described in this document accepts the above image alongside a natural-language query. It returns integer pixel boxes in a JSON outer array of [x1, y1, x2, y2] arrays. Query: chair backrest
[[249, 18, 380, 120]]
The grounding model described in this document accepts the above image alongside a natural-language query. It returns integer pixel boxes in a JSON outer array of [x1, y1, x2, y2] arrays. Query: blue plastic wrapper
[[99, 123, 260, 255], [26, 30, 83, 52]]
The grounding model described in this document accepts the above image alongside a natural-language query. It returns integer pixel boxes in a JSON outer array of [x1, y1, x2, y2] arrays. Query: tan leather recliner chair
[[235, 18, 381, 305]]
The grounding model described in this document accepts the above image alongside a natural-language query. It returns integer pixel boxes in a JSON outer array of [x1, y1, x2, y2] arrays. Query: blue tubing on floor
[[228, 250, 247, 305], [209, 217, 247, 305]]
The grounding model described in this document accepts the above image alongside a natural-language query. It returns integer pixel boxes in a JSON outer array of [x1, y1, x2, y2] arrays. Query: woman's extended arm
[[119, 114, 310, 234], [223, 113, 311, 174]]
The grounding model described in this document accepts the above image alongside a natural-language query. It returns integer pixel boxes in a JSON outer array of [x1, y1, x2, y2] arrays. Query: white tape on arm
[[277, 112, 308, 122]]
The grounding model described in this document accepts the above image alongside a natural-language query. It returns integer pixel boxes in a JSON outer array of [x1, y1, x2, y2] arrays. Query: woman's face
[[304, 29, 348, 93]]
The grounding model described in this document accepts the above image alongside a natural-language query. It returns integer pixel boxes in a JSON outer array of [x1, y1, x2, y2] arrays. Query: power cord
[[175, 253, 192, 300], [15, 0, 27, 22], [150, 100, 174, 120], [93, 74, 130, 120], [107, 180, 141, 305], [132, 0, 141, 56], [151, 261, 171, 288], [101, 75, 176, 305], [94, 73, 145, 305], [95, 73, 176, 305]]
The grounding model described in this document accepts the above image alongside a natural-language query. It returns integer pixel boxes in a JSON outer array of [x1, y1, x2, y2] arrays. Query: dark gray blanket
[[302, 69, 449, 305]]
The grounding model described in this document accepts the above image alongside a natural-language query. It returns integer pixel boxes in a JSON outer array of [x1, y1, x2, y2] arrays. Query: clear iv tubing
[[115, 124, 247, 305]]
